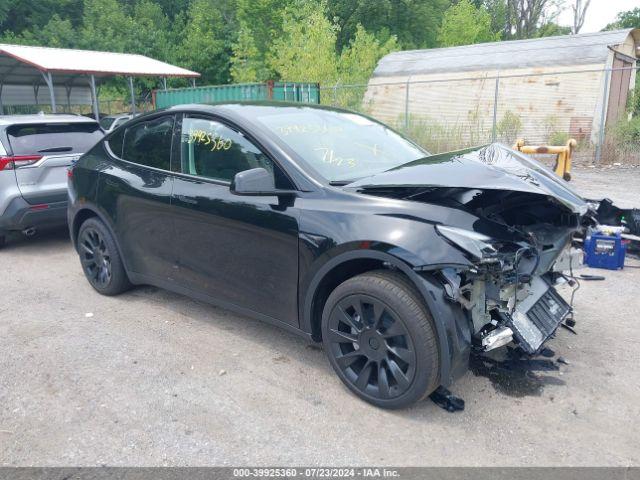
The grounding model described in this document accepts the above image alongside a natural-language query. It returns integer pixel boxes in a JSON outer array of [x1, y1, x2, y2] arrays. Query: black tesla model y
[[68, 103, 589, 408]]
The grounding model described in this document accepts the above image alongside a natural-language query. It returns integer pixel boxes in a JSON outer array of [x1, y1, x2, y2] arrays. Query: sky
[[556, 0, 638, 32]]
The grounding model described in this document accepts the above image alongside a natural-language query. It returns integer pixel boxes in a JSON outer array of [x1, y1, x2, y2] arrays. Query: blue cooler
[[583, 232, 626, 270]]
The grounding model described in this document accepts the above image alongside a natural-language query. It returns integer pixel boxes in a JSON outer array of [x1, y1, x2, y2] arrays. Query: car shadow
[[3, 226, 567, 414], [0, 227, 71, 252], [118, 285, 466, 415]]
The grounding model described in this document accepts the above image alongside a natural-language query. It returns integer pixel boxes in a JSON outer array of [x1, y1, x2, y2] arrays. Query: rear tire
[[321, 270, 440, 409], [0, 234, 5, 249], [77, 218, 131, 296]]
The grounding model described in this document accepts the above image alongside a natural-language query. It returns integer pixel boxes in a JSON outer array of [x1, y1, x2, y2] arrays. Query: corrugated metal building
[[364, 29, 639, 151]]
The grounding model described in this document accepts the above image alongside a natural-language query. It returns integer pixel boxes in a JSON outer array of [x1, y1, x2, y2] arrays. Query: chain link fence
[[0, 95, 154, 118], [320, 67, 639, 167]]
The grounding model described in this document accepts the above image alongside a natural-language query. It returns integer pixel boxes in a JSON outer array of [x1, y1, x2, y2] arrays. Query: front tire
[[77, 218, 131, 296], [321, 270, 440, 409]]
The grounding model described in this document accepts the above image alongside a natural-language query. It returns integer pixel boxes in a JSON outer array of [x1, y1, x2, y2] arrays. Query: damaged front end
[[349, 143, 593, 356], [434, 223, 580, 355]]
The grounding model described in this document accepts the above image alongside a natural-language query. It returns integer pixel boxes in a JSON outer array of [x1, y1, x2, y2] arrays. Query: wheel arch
[[71, 208, 99, 248], [71, 205, 132, 277], [302, 250, 469, 387]]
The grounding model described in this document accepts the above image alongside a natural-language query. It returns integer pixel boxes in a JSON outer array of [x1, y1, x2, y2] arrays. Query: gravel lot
[[1, 167, 639, 466]]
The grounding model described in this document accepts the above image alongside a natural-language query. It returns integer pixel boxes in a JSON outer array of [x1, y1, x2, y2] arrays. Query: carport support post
[[65, 83, 73, 112], [0, 82, 4, 115], [33, 84, 40, 108], [89, 75, 99, 121], [128, 76, 136, 115], [42, 72, 56, 113]]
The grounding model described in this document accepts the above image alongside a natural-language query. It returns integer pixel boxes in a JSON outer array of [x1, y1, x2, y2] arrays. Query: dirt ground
[[1, 167, 639, 466]]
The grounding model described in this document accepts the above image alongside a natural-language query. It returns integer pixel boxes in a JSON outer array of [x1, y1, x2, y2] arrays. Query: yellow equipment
[[513, 138, 576, 181]]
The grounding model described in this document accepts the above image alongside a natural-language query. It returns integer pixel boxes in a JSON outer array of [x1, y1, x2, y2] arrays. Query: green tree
[[603, 7, 640, 30], [128, 1, 172, 60], [0, 0, 83, 36], [438, 0, 500, 47], [230, 0, 295, 82], [482, 0, 508, 36], [176, 0, 233, 84], [16, 15, 78, 48], [230, 25, 262, 82], [268, 2, 339, 83], [535, 22, 571, 37], [79, 0, 134, 52], [327, 0, 449, 50], [338, 25, 398, 85]]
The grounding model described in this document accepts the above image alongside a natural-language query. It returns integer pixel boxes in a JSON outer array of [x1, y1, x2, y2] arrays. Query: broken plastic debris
[[540, 347, 555, 358], [218, 369, 227, 376], [429, 386, 465, 412], [85, 312, 94, 318], [557, 357, 570, 365]]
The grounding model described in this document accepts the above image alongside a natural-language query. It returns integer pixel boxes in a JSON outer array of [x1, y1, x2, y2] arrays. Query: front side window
[[122, 115, 174, 170], [180, 116, 290, 187]]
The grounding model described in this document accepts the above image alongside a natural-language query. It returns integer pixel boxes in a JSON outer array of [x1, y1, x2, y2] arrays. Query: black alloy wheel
[[77, 217, 131, 296], [79, 227, 112, 287], [322, 270, 439, 409], [327, 294, 417, 399]]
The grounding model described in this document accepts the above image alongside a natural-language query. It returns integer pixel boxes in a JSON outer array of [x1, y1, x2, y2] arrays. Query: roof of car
[[161, 101, 353, 117], [101, 113, 134, 120], [0, 114, 98, 126]]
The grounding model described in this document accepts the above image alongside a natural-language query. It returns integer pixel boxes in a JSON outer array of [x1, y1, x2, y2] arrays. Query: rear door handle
[[176, 194, 198, 205]]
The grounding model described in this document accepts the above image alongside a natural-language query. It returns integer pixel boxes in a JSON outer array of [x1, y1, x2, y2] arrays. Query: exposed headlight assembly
[[436, 225, 498, 261]]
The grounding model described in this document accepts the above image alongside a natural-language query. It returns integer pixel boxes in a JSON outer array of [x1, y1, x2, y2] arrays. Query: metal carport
[[0, 44, 200, 118]]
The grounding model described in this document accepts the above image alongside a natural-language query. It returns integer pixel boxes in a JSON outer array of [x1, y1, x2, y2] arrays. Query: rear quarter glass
[[6, 123, 103, 155]]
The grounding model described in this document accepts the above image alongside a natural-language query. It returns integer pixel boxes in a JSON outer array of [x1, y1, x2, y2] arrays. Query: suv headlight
[[436, 225, 497, 261]]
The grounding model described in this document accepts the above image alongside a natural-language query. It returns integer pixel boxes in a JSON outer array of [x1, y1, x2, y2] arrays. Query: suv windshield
[[7, 122, 103, 155], [254, 108, 428, 182]]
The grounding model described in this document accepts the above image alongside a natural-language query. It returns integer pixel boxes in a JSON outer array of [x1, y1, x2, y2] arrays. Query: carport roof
[[0, 43, 200, 86]]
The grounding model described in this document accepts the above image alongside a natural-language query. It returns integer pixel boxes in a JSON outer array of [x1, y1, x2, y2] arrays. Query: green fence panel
[[155, 82, 320, 109]]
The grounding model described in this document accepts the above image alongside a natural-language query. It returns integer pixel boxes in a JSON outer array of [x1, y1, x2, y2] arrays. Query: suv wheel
[[321, 270, 440, 409], [77, 218, 131, 296]]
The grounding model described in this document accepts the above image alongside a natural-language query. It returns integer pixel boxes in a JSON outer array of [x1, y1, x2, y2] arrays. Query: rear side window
[[122, 116, 174, 170], [99, 117, 115, 130], [107, 129, 125, 158], [7, 122, 103, 155]]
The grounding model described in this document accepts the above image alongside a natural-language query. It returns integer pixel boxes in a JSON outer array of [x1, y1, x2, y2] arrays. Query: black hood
[[346, 143, 588, 215]]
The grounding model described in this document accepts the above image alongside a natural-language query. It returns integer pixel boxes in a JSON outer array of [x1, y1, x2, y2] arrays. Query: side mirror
[[231, 168, 296, 196]]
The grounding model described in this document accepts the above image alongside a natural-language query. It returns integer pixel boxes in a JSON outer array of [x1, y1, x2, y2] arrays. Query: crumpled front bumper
[[504, 276, 571, 354]]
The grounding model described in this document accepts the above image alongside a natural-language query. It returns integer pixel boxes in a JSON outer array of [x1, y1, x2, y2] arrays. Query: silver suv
[[0, 114, 103, 247]]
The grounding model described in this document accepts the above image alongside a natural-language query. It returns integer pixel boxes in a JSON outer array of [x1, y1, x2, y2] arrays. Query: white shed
[[364, 29, 640, 157]]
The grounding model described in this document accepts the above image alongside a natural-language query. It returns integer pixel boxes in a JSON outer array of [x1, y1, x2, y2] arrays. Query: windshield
[[254, 108, 429, 182]]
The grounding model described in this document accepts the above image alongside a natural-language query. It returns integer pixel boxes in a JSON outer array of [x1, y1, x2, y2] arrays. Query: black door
[[170, 114, 300, 326], [98, 115, 176, 280]]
